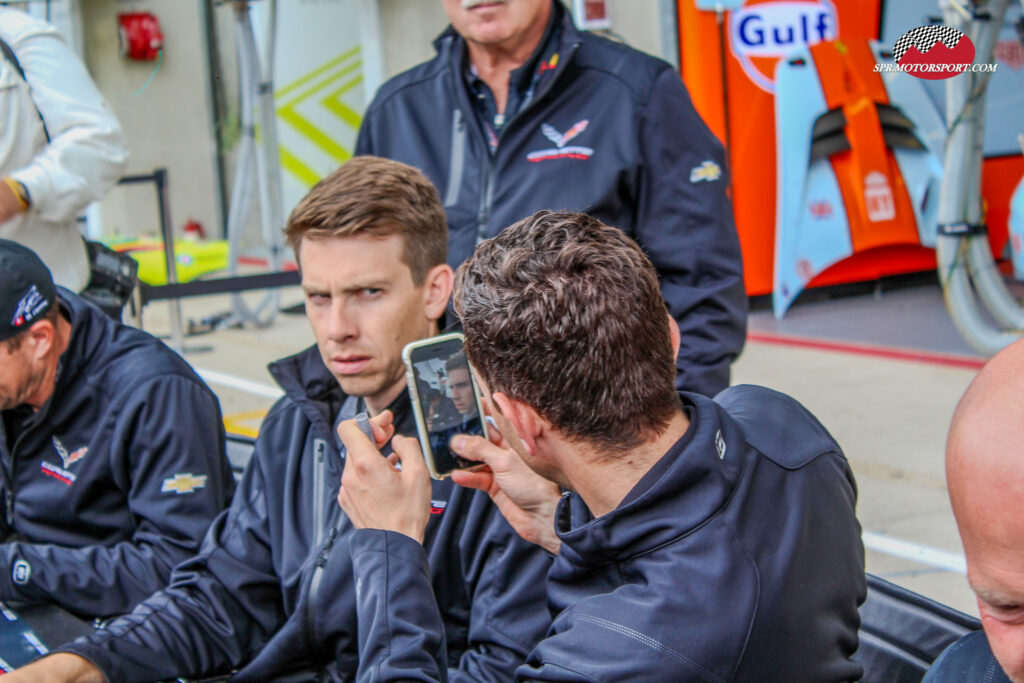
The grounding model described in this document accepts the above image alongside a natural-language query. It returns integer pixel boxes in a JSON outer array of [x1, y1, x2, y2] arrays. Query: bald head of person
[[947, 339, 1024, 682]]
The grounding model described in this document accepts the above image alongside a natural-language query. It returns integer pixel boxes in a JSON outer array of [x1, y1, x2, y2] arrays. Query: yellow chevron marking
[[276, 45, 361, 99], [277, 107, 353, 163], [320, 75, 364, 129], [278, 58, 362, 110], [278, 146, 323, 188], [275, 49, 364, 186]]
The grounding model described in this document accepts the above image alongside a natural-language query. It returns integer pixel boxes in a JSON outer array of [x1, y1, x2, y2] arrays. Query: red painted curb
[[747, 332, 987, 370]]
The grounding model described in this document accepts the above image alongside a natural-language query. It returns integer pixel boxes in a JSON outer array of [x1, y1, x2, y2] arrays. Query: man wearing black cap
[[0, 239, 234, 646]]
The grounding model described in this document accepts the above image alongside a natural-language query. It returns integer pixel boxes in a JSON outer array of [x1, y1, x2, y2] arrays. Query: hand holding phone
[[403, 333, 489, 480]]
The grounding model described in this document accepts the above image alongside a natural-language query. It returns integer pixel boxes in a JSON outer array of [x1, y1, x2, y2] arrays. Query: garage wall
[[80, 0, 223, 242], [72, 0, 671, 247]]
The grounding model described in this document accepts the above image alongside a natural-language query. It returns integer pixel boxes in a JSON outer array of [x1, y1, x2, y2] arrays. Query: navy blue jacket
[[61, 345, 552, 682], [349, 386, 866, 681], [0, 290, 234, 618], [922, 631, 1011, 683], [355, 1, 747, 397]]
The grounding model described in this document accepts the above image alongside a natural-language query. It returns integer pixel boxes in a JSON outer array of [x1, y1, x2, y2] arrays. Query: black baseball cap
[[0, 239, 56, 342]]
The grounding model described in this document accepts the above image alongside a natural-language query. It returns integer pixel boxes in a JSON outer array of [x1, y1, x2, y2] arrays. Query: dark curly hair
[[454, 210, 678, 454]]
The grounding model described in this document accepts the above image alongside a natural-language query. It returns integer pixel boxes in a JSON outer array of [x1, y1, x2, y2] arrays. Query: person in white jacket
[[0, 7, 129, 292]]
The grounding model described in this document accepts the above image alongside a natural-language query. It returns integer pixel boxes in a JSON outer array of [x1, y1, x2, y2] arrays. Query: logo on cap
[[11, 284, 48, 329]]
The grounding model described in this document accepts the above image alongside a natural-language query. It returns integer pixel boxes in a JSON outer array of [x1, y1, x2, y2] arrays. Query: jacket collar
[[267, 346, 414, 442], [52, 289, 109, 396], [554, 393, 751, 568]]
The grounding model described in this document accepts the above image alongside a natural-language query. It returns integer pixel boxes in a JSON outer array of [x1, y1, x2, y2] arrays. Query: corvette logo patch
[[41, 461, 76, 486], [161, 473, 208, 495], [52, 436, 88, 469], [527, 120, 594, 162]]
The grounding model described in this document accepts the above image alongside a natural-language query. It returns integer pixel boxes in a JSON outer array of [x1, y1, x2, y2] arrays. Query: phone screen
[[405, 334, 487, 478]]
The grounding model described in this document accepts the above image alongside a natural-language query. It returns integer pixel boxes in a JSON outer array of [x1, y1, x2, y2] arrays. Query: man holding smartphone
[[9, 157, 552, 682], [336, 211, 867, 681]]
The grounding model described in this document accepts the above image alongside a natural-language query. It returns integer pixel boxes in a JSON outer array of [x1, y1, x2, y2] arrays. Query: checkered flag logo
[[893, 25, 965, 63]]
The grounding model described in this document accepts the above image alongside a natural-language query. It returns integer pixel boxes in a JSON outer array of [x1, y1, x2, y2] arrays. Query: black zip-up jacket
[[61, 345, 553, 682], [348, 386, 866, 681], [356, 1, 748, 397], [0, 290, 234, 618]]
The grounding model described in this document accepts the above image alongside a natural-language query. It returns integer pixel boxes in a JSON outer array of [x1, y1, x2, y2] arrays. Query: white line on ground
[[187, 367, 973, 576], [194, 368, 284, 400], [863, 531, 967, 575]]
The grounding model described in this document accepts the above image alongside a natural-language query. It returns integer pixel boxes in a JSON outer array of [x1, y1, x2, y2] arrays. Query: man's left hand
[[337, 415, 432, 544]]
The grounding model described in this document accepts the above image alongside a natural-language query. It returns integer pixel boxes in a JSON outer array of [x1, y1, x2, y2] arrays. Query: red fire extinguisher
[[118, 12, 163, 62]]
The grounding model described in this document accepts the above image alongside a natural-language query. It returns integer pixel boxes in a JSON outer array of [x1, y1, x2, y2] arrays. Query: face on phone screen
[[405, 335, 487, 478]]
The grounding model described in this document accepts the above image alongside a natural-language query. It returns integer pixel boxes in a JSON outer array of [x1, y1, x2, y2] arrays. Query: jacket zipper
[[469, 39, 581, 246], [1, 410, 51, 534], [306, 433, 343, 673], [476, 157, 494, 245], [306, 506, 345, 674], [311, 439, 327, 547]]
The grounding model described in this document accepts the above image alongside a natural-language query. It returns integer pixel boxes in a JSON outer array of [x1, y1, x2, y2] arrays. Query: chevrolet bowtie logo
[[161, 473, 208, 495]]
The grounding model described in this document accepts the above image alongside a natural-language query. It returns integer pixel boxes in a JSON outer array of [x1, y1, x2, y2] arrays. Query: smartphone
[[403, 333, 489, 480]]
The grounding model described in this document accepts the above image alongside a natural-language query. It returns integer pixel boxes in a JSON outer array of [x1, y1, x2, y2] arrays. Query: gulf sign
[[730, 1, 839, 92]]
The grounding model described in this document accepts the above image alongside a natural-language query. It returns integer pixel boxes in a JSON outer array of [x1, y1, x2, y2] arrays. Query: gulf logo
[[729, 0, 839, 92]]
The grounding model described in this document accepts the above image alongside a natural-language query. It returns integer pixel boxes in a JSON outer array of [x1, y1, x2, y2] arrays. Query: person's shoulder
[[714, 385, 843, 469], [260, 391, 309, 432], [0, 8, 60, 45], [924, 631, 1011, 682], [366, 47, 448, 113], [64, 296, 211, 399], [571, 31, 675, 95], [100, 326, 205, 388]]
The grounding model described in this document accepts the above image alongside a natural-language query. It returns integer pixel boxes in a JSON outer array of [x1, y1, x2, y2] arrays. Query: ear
[[666, 312, 681, 358], [26, 319, 55, 360], [492, 391, 542, 457], [422, 264, 454, 322]]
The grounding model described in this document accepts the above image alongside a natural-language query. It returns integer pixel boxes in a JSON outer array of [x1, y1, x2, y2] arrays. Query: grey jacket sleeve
[[0, 376, 233, 617], [635, 67, 748, 397]]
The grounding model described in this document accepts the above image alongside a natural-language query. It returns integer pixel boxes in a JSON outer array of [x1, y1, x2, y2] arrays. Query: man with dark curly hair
[[338, 210, 866, 682]]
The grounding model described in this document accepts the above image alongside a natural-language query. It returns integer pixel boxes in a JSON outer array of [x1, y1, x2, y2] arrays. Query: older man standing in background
[[357, 0, 747, 397]]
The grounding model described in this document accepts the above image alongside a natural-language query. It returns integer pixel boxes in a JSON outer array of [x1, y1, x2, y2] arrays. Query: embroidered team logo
[[11, 560, 30, 585], [161, 473, 208, 495], [714, 430, 727, 460], [52, 437, 88, 469], [689, 161, 722, 183], [430, 499, 448, 515], [527, 120, 594, 162], [10, 285, 47, 329], [41, 461, 76, 486], [538, 53, 559, 74]]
